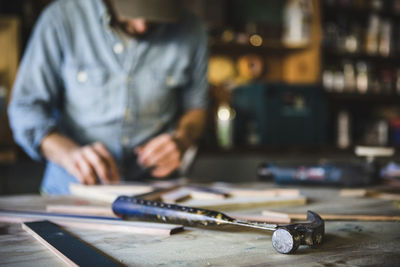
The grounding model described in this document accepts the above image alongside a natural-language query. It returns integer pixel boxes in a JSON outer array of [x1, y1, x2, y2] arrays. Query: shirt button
[[124, 108, 132, 121], [121, 136, 130, 145], [113, 43, 124, 54], [166, 76, 176, 87], [77, 71, 88, 83]]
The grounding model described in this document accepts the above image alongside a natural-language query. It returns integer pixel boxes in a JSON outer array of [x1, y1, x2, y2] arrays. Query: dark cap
[[112, 0, 182, 22]]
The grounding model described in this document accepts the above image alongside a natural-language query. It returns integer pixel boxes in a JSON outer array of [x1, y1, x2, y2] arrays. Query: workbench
[[0, 184, 399, 266]]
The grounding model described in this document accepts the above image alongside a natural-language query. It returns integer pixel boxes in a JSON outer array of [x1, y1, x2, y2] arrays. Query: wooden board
[[262, 210, 400, 222], [46, 204, 294, 224], [46, 205, 115, 217], [69, 184, 153, 203], [0, 210, 184, 235], [183, 195, 306, 210], [161, 188, 192, 203], [69, 184, 306, 210], [22, 221, 119, 267], [340, 189, 400, 201], [219, 188, 300, 198], [229, 213, 291, 224]]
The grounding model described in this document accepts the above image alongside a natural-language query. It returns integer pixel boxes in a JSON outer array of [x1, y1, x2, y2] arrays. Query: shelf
[[322, 5, 400, 20], [322, 50, 400, 65], [325, 91, 400, 104], [209, 40, 310, 55]]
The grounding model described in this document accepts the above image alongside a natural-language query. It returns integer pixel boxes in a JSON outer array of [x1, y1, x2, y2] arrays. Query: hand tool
[[112, 196, 325, 254], [258, 146, 395, 187], [258, 160, 376, 187]]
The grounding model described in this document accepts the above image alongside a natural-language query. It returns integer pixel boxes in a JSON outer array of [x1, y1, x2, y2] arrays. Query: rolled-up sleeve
[[182, 21, 209, 111], [8, 4, 64, 161]]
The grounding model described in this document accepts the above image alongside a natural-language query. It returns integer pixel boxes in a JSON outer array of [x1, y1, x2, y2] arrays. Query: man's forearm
[[40, 132, 80, 167], [173, 108, 206, 152], [40, 131, 120, 184]]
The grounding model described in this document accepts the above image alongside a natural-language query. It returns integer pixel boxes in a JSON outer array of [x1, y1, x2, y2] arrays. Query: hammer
[[112, 196, 324, 254]]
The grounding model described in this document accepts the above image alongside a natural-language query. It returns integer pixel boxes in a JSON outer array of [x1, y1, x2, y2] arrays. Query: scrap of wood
[[161, 186, 229, 203], [340, 189, 400, 201], [229, 213, 291, 224], [46, 204, 294, 224], [339, 189, 368, 197], [183, 195, 307, 210], [212, 187, 300, 198], [262, 210, 400, 222], [189, 190, 227, 200], [46, 205, 115, 217], [135, 185, 181, 201], [189, 186, 230, 199], [69, 183, 153, 203], [247, 210, 292, 224], [0, 210, 184, 235], [46, 205, 295, 224], [161, 188, 192, 203], [22, 221, 119, 267], [375, 192, 400, 201]]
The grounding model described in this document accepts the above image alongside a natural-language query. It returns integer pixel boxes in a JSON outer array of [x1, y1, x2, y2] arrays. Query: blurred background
[[1, 0, 400, 194]]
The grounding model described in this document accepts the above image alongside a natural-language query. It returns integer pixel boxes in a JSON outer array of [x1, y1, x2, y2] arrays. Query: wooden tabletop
[[0, 184, 400, 266]]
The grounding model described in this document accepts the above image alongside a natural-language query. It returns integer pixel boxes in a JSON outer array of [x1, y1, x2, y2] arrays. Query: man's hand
[[135, 109, 206, 178], [63, 142, 120, 185], [136, 134, 182, 178], [41, 133, 120, 185]]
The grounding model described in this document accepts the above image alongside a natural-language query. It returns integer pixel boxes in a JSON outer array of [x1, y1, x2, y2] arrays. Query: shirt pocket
[[63, 63, 122, 124], [139, 67, 189, 117]]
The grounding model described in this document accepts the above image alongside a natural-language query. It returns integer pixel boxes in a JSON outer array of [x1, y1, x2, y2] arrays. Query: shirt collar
[[94, 0, 111, 24]]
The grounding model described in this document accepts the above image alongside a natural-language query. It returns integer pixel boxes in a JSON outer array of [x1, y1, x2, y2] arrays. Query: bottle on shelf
[[337, 110, 351, 149], [378, 19, 392, 57], [365, 14, 380, 55], [343, 61, 356, 92], [356, 61, 369, 93]]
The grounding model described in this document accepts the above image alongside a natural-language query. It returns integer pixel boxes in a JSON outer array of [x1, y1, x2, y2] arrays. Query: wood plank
[[340, 189, 400, 201], [189, 190, 227, 200], [134, 185, 181, 201], [188, 186, 230, 199], [229, 213, 291, 224], [69, 184, 153, 203], [22, 221, 119, 267], [262, 211, 400, 222], [47, 204, 293, 224], [161, 188, 192, 203], [339, 189, 368, 197], [46, 205, 115, 217], [183, 195, 307, 210], [259, 210, 292, 224], [46, 204, 295, 224], [68, 184, 305, 211], [224, 188, 300, 198], [0, 210, 184, 235], [375, 192, 400, 201]]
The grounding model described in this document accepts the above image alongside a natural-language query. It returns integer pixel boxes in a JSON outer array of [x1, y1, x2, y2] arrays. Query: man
[[8, 0, 208, 194]]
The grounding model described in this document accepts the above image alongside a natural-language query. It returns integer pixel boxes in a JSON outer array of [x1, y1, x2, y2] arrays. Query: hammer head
[[272, 210, 324, 254]]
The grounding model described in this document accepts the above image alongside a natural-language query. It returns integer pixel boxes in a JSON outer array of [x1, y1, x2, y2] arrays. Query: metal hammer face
[[272, 211, 324, 254]]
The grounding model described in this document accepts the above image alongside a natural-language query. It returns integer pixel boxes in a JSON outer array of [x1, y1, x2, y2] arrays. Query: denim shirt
[[8, 0, 208, 194]]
